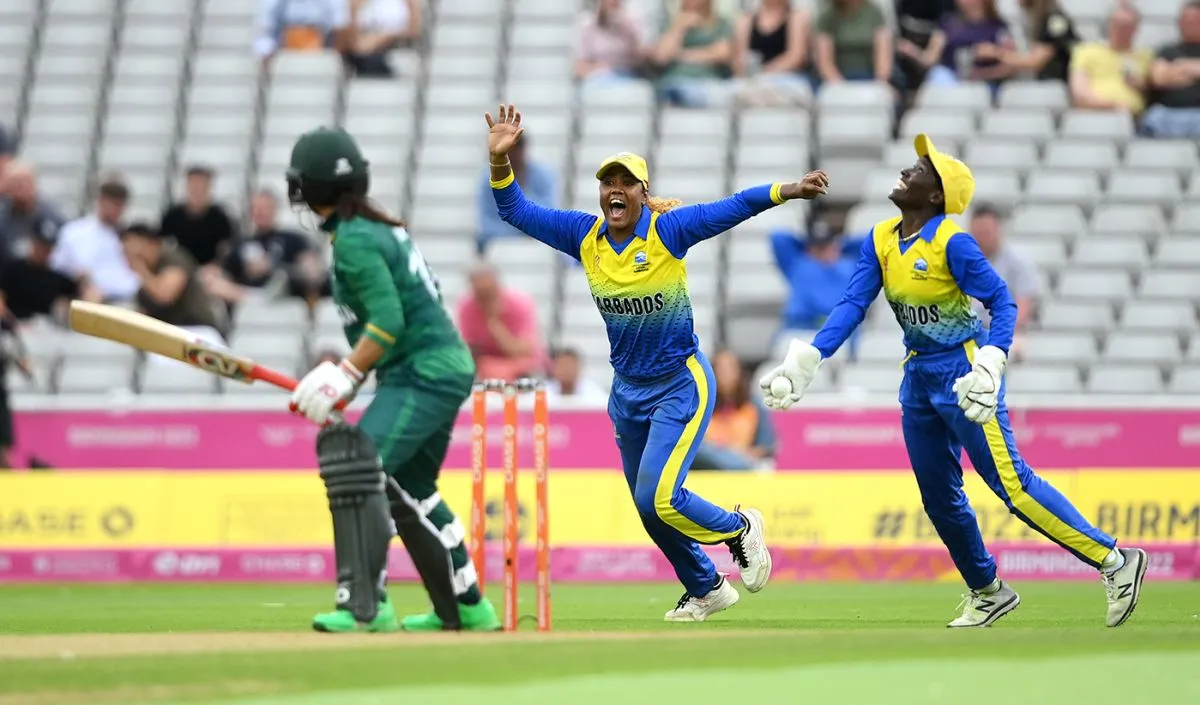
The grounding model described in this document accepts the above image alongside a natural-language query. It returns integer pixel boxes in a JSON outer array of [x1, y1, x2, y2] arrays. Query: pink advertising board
[[8, 408, 1200, 470], [0, 544, 1194, 583]]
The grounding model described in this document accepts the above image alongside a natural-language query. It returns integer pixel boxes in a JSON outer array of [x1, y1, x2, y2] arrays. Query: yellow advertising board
[[1, 470, 1197, 548]]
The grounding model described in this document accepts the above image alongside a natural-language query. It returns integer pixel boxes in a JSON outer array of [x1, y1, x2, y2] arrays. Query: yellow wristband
[[490, 172, 515, 189]]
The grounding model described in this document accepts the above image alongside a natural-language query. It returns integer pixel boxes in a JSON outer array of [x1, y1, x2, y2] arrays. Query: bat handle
[[254, 365, 349, 411]]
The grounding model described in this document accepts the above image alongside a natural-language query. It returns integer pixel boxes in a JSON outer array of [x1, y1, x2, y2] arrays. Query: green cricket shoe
[[401, 597, 502, 632], [312, 595, 399, 633]]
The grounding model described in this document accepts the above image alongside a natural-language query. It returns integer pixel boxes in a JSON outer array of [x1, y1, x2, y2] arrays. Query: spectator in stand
[[121, 223, 225, 341], [907, 0, 1015, 93], [991, 0, 1079, 83], [161, 166, 236, 270], [255, 0, 346, 65], [1142, 0, 1200, 139], [574, 0, 649, 83], [969, 205, 1038, 360], [0, 162, 65, 264], [204, 189, 325, 305], [732, 0, 812, 106], [895, 0, 955, 91], [1069, 3, 1151, 115], [0, 222, 99, 325], [476, 136, 557, 253], [50, 178, 139, 303], [651, 0, 735, 107], [814, 0, 893, 87], [545, 347, 608, 404], [770, 221, 860, 354], [692, 349, 777, 471], [337, 0, 422, 78], [456, 262, 546, 382]]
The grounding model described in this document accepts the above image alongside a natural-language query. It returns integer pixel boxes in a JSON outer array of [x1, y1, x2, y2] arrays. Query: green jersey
[[325, 215, 474, 383]]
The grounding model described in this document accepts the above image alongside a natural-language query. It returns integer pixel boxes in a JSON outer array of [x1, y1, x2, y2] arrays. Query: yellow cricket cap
[[595, 152, 650, 185], [914, 134, 974, 216]]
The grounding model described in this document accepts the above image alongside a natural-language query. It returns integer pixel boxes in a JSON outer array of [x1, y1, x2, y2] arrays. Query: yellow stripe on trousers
[[653, 355, 742, 543], [965, 343, 1111, 564]]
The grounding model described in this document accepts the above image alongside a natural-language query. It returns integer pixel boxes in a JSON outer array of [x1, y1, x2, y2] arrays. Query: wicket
[[470, 378, 550, 632]]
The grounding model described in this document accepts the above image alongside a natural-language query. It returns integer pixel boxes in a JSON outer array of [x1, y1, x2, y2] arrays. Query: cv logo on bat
[[184, 345, 251, 381]]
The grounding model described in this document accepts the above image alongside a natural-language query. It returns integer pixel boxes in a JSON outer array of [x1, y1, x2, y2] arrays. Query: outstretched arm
[[487, 104, 594, 260], [810, 235, 883, 359], [657, 172, 829, 258]]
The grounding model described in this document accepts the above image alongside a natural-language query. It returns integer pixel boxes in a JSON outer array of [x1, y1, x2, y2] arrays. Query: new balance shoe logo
[[1117, 583, 1133, 600]]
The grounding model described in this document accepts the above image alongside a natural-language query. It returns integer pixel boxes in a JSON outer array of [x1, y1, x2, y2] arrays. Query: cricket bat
[[68, 300, 301, 392]]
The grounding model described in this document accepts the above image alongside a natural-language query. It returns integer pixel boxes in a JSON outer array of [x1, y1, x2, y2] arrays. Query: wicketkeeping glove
[[952, 345, 1006, 425], [758, 338, 823, 411]]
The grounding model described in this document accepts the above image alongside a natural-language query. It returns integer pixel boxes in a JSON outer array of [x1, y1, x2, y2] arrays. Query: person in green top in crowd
[[652, 0, 735, 107], [286, 127, 500, 634]]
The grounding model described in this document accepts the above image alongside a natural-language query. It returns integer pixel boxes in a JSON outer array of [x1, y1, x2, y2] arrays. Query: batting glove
[[289, 359, 363, 425], [758, 338, 823, 411], [952, 345, 1006, 425]]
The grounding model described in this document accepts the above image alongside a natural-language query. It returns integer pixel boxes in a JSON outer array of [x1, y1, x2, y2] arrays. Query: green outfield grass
[[0, 582, 1197, 705]]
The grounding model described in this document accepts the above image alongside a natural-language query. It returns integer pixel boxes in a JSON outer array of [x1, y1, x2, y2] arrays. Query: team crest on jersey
[[633, 250, 649, 273], [912, 258, 929, 280]]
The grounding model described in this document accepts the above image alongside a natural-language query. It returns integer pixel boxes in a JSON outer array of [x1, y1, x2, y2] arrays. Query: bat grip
[[253, 365, 349, 411]]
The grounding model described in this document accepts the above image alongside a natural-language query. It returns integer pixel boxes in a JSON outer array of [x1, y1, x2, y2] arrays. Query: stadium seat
[[1006, 363, 1083, 394], [1022, 331, 1098, 363], [56, 360, 135, 395], [1089, 204, 1168, 238], [1124, 139, 1200, 177], [1059, 110, 1134, 143], [1139, 269, 1200, 299], [1037, 301, 1116, 332], [1056, 269, 1133, 300], [963, 138, 1038, 176], [1042, 140, 1119, 175], [1119, 300, 1196, 332], [1103, 332, 1183, 364], [1071, 237, 1148, 270], [1154, 238, 1200, 268], [980, 110, 1055, 145], [996, 81, 1069, 113], [1170, 365, 1200, 392], [1085, 364, 1164, 393]]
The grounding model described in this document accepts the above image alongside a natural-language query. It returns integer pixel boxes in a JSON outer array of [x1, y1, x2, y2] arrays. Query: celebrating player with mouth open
[[486, 103, 828, 622]]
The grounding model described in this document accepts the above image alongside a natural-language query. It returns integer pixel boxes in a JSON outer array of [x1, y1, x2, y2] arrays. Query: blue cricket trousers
[[902, 343, 1117, 590], [609, 351, 745, 596]]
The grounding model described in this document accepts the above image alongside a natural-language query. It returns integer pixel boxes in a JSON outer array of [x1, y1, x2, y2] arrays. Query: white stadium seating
[[0, 0, 1195, 400]]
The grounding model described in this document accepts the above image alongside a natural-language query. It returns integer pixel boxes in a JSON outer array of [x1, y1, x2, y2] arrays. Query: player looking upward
[[286, 127, 500, 634], [759, 134, 1147, 628], [486, 104, 828, 621]]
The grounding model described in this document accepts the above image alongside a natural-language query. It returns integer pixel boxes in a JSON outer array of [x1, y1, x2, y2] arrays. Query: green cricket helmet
[[286, 127, 371, 209]]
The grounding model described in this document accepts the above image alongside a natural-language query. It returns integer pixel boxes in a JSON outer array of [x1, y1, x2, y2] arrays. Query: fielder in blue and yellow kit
[[485, 104, 828, 621], [761, 134, 1148, 628]]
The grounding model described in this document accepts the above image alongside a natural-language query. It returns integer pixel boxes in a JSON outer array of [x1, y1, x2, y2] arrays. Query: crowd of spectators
[[562, 0, 1200, 132]]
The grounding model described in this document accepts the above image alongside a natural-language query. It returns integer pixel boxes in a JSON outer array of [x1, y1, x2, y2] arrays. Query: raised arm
[[946, 233, 1016, 355], [487, 105, 595, 260], [656, 172, 829, 258], [810, 234, 883, 359]]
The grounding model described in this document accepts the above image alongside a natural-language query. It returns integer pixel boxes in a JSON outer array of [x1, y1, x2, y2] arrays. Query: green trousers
[[358, 372, 480, 602]]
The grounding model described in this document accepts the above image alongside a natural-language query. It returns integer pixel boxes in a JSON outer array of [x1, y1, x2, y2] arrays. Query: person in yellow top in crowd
[[1069, 2, 1153, 114]]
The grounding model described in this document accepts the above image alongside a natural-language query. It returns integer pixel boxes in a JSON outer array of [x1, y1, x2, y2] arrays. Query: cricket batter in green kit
[[285, 127, 500, 634]]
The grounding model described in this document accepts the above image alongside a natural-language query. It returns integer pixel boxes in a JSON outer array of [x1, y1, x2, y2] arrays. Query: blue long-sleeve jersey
[[493, 176, 787, 381], [811, 215, 1017, 359]]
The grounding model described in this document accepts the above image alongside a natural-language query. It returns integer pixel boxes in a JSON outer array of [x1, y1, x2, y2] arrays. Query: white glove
[[758, 338, 824, 411], [952, 345, 1006, 425], [289, 360, 363, 425]]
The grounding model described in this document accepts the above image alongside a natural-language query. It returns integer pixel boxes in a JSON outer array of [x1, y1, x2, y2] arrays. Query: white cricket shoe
[[1103, 547, 1147, 628], [726, 506, 772, 593], [664, 574, 740, 622], [947, 580, 1021, 628]]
